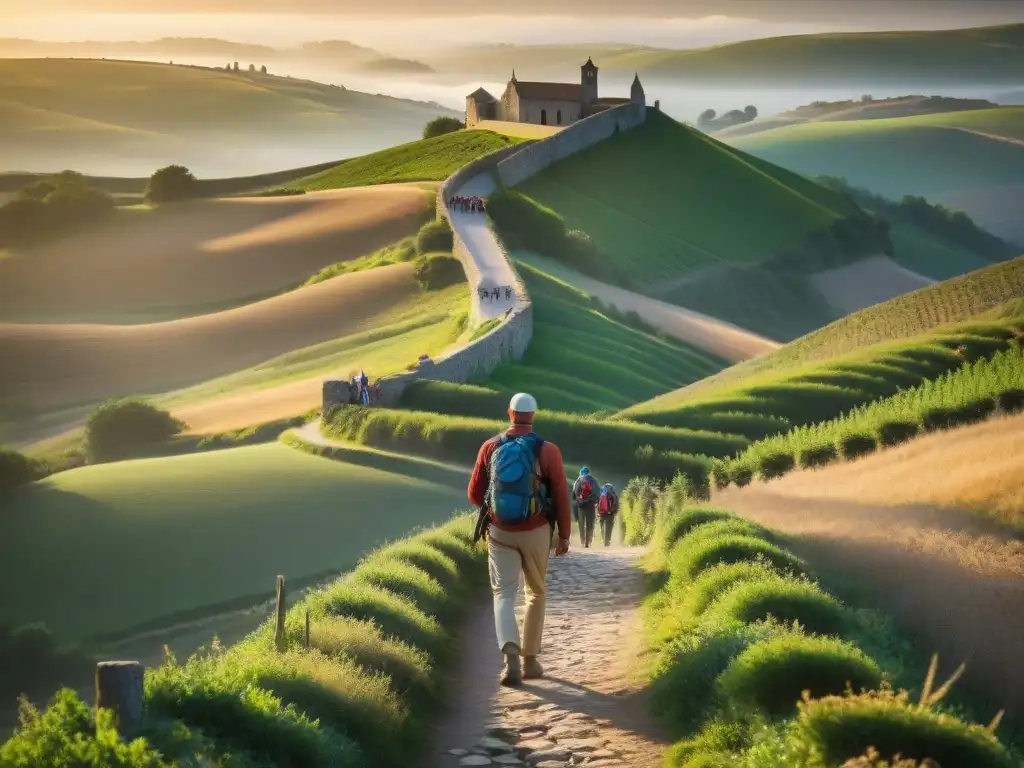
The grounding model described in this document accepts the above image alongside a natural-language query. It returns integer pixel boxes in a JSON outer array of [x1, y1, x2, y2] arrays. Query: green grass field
[[639, 256, 1024, 409], [515, 110, 859, 290], [727, 108, 1024, 209], [0, 442, 466, 641], [293, 130, 525, 191]]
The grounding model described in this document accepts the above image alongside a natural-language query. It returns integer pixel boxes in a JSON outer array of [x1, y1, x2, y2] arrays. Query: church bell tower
[[581, 57, 598, 108]]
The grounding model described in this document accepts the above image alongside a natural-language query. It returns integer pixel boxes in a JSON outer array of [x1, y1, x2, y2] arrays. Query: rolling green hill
[[726, 108, 1024, 244], [508, 110, 896, 340], [616, 23, 1024, 85], [0, 58, 459, 176], [626, 256, 1024, 417], [0, 441, 465, 641]]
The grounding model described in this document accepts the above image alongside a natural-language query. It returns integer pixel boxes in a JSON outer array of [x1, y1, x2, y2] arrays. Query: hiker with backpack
[[572, 467, 600, 548], [467, 392, 572, 687], [597, 483, 619, 547]]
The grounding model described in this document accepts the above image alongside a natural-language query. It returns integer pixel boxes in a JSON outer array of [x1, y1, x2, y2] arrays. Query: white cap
[[509, 392, 537, 413]]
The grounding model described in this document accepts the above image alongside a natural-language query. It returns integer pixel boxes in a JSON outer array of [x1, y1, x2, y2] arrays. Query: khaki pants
[[488, 525, 552, 656]]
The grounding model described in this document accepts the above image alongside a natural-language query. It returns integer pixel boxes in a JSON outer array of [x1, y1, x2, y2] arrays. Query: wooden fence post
[[304, 609, 311, 649], [275, 575, 286, 652], [95, 661, 144, 741]]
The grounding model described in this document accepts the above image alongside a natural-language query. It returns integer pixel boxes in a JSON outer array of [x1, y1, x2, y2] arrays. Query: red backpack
[[598, 488, 618, 516], [576, 475, 595, 503]]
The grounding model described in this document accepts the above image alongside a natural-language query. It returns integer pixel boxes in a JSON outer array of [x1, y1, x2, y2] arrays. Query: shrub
[[798, 444, 839, 469], [684, 560, 786, 617], [422, 116, 464, 139], [350, 561, 448, 621], [709, 578, 848, 637], [758, 452, 796, 480], [145, 164, 198, 203], [486, 189, 565, 252], [876, 421, 919, 447], [659, 508, 736, 555], [43, 183, 114, 227], [943, 398, 997, 427], [413, 254, 464, 290], [415, 217, 453, 255], [730, 465, 753, 488], [621, 476, 661, 546], [920, 406, 955, 432], [710, 461, 730, 491], [839, 434, 877, 461], [718, 634, 883, 718], [997, 388, 1024, 413], [0, 449, 44, 493], [671, 534, 807, 580], [790, 689, 1015, 768], [84, 398, 184, 462]]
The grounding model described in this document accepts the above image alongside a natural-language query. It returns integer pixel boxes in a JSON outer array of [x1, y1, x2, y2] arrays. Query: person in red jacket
[[468, 392, 572, 687]]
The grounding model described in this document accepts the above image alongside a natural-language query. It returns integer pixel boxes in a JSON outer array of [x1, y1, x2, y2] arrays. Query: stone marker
[[94, 661, 144, 740]]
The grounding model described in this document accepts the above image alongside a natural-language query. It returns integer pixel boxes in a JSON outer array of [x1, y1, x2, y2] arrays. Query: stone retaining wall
[[496, 103, 645, 188]]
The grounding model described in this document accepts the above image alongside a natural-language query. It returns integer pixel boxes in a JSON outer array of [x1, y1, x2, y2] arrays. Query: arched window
[[556, 110, 562, 124], [540, 109, 547, 125]]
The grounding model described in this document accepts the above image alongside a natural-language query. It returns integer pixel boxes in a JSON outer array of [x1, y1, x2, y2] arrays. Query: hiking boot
[[523, 656, 544, 680], [500, 653, 522, 687]]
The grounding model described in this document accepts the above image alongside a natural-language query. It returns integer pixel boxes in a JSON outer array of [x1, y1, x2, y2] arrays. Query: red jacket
[[467, 425, 572, 540]]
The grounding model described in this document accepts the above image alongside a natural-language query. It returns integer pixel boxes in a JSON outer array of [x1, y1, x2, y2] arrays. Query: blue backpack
[[487, 433, 548, 525]]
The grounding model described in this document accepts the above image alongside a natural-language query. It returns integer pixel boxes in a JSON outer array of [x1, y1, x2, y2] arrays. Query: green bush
[[876, 421, 919, 447], [398, 381, 507, 419], [718, 634, 883, 718], [710, 461, 730, 491], [487, 189, 565, 252], [839, 434, 877, 460], [997, 388, 1024, 413], [709, 578, 848, 637], [920, 405, 955, 432], [790, 689, 1016, 768], [0, 449, 44, 493], [943, 398, 997, 428], [758, 451, 796, 480], [145, 164, 198, 203], [621, 476, 661, 546], [422, 116, 464, 139], [84, 398, 184, 463], [415, 218, 453, 255], [684, 560, 786, 617], [798, 444, 839, 469], [730, 465, 753, 488], [413, 253, 464, 290], [658, 508, 736, 555], [671, 534, 807, 580]]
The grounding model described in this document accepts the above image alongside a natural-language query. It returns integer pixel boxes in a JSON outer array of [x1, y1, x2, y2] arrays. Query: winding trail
[[434, 547, 667, 768], [450, 172, 520, 322], [521, 253, 779, 362]]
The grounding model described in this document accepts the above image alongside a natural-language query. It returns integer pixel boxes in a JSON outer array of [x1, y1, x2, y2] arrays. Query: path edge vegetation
[[0, 515, 488, 767], [628, 491, 1021, 767]]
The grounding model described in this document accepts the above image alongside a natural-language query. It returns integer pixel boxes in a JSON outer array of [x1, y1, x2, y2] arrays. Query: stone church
[[466, 58, 645, 128]]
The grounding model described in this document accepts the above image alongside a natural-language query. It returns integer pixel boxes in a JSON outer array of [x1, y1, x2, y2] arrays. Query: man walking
[[573, 467, 599, 548], [468, 392, 572, 687], [597, 483, 619, 547]]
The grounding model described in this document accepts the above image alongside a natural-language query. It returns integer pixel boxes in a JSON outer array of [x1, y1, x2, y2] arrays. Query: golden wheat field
[[0, 184, 433, 323], [0, 263, 421, 414]]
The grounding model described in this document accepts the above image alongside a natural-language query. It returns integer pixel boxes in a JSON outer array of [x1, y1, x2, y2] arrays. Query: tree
[[744, 104, 758, 119], [145, 165, 198, 203], [422, 116, 465, 139], [697, 109, 716, 127]]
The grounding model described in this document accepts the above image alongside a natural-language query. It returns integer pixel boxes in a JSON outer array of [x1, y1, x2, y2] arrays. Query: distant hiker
[[468, 392, 572, 687], [493, 287, 501, 301], [573, 467, 600, 548], [505, 286, 512, 300], [597, 483, 619, 547]]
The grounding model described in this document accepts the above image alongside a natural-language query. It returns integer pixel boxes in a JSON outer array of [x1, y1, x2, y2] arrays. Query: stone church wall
[[496, 102, 645, 188]]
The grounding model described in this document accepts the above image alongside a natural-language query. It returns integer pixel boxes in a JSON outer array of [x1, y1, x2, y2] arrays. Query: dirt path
[[434, 547, 667, 768], [519, 253, 779, 363]]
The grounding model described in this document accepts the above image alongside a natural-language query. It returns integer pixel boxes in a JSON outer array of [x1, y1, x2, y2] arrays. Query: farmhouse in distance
[[466, 57, 646, 127]]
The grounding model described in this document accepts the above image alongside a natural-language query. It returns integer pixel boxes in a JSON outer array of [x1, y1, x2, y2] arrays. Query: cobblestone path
[[434, 546, 666, 768]]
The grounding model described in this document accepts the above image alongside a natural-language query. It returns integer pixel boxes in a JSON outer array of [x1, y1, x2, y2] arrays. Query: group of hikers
[[448, 195, 486, 213], [345, 370, 381, 406], [468, 392, 620, 687], [478, 285, 516, 302]]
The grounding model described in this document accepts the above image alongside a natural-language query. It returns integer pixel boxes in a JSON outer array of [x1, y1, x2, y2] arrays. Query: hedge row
[[643, 505, 1016, 768], [718, 347, 1024, 488], [0, 516, 486, 768]]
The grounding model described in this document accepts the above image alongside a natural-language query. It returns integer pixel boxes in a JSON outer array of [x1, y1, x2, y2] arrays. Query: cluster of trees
[[818, 176, 1017, 260], [696, 105, 758, 132], [423, 116, 465, 139], [145, 164, 199, 203], [0, 171, 115, 249], [224, 61, 268, 74]]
